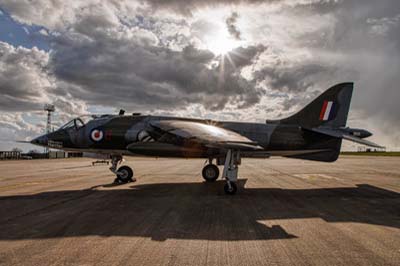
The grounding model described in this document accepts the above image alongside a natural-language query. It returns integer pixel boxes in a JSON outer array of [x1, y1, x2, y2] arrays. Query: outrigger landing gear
[[222, 150, 240, 195], [202, 158, 220, 182], [110, 155, 135, 184]]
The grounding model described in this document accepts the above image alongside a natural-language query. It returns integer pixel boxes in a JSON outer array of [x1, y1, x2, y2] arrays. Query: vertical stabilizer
[[280, 83, 354, 128]]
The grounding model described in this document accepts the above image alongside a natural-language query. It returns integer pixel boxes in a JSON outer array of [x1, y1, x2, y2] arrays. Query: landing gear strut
[[110, 155, 135, 184], [222, 150, 240, 195], [202, 158, 219, 182]]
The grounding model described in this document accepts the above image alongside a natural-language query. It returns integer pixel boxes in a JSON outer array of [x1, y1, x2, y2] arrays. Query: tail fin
[[280, 83, 353, 128]]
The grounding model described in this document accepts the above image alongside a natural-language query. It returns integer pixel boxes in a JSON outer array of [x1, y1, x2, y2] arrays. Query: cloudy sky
[[0, 0, 399, 151]]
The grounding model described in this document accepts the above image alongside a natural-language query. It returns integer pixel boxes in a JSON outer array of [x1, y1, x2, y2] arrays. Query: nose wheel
[[115, 165, 134, 184], [110, 155, 135, 184]]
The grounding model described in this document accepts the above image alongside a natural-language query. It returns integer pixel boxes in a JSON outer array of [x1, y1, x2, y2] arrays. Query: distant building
[[0, 150, 83, 160], [357, 146, 386, 153], [67, 152, 83, 158], [49, 151, 66, 159], [0, 151, 21, 160]]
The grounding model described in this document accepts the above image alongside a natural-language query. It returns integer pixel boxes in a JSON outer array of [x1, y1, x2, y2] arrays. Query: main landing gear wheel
[[202, 164, 219, 182], [224, 181, 237, 195], [115, 166, 134, 184]]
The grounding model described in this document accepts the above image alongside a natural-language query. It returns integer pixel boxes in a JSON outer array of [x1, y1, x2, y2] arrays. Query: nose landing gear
[[110, 155, 135, 184]]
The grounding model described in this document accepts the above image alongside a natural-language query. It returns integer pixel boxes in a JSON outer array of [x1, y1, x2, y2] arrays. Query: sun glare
[[206, 34, 242, 55], [203, 25, 243, 55], [192, 7, 246, 55]]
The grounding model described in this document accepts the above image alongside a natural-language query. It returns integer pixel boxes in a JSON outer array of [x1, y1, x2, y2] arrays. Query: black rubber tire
[[224, 182, 237, 195], [202, 164, 219, 182], [116, 166, 134, 183]]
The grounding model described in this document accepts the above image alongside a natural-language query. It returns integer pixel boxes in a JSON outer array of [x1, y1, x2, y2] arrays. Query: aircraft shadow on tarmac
[[0, 180, 399, 241]]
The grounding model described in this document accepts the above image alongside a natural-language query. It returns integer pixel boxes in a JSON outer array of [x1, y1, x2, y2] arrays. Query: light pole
[[44, 104, 55, 154]]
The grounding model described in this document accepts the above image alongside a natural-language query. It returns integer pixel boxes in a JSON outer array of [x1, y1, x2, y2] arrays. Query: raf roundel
[[90, 129, 104, 142]]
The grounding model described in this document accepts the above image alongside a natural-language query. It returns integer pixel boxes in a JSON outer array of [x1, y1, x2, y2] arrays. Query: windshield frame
[[59, 119, 76, 130], [74, 118, 85, 129], [59, 116, 91, 130], [58, 114, 114, 130]]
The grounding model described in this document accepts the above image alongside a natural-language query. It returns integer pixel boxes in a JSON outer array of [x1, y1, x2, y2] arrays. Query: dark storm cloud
[[252, 61, 346, 113], [226, 12, 241, 40], [225, 45, 266, 70], [253, 63, 339, 93], [50, 26, 265, 111]]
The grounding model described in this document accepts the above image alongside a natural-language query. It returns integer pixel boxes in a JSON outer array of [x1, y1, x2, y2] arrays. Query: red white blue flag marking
[[320, 101, 335, 121]]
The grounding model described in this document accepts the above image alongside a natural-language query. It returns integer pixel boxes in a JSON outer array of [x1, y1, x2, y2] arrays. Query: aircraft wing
[[149, 120, 263, 151], [308, 127, 384, 149]]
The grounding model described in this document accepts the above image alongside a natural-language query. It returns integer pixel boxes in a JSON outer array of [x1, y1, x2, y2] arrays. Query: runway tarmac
[[0, 156, 399, 265]]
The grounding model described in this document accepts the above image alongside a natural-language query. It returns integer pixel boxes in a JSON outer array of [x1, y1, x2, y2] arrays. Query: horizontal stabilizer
[[342, 134, 384, 149], [308, 127, 384, 149]]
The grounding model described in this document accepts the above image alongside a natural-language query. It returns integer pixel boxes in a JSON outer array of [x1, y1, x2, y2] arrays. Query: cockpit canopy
[[59, 114, 113, 130]]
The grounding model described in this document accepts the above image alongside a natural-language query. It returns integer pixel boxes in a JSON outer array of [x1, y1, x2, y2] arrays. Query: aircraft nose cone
[[31, 135, 48, 146]]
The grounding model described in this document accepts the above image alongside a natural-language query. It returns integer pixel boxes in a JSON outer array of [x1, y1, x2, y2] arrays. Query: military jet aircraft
[[31, 83, 382, 194]]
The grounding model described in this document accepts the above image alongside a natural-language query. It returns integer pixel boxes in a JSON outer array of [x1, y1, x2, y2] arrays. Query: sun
[[204, 27, 242, 55], [206, 34, 242, 55], [192, 7, 246, 55]]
